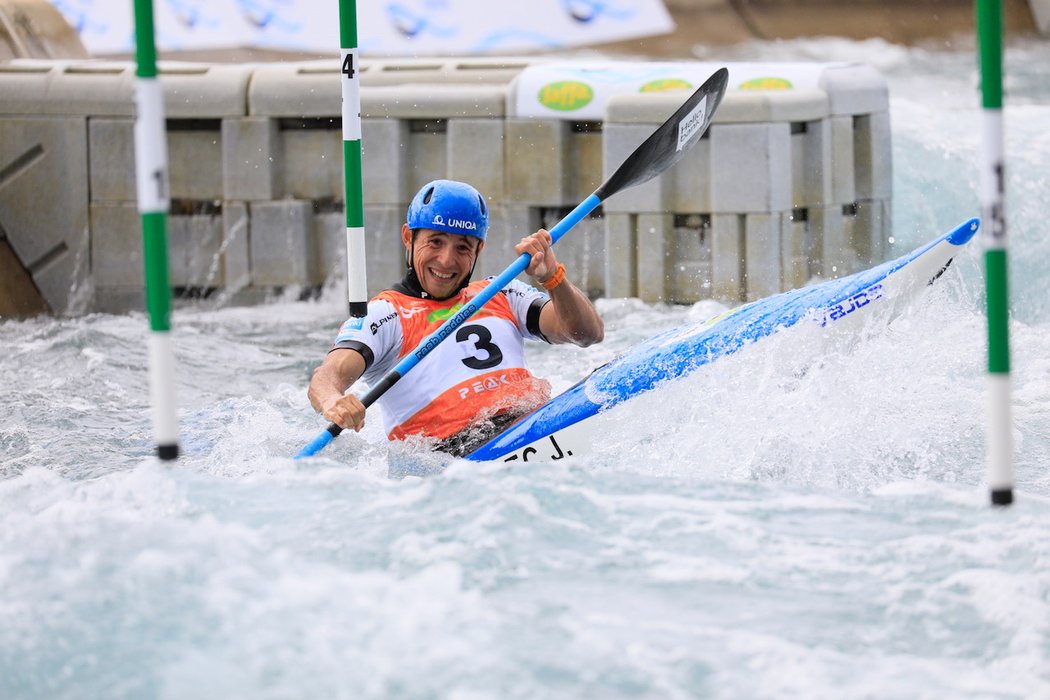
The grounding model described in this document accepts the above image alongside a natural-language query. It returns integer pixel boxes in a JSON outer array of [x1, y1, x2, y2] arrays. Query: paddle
[[295, 67, 729, 459]]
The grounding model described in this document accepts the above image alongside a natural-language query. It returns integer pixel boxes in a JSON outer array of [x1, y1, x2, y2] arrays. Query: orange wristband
[[541, 263, 566, 290]]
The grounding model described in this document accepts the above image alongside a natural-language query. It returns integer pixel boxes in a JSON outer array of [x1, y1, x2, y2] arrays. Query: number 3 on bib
[[456, 324, 503, 370]]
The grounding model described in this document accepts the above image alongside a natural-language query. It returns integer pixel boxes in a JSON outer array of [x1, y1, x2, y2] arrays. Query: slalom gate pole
[[132, 0, 179, 460], [976, 0, 1013, 505], [340, 0, 368, 319]]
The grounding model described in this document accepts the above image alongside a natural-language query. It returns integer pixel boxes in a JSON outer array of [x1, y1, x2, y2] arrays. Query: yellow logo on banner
[[640, 78, 692, 93], [739, 77, 794, 90], [538, 81, 594, 111]]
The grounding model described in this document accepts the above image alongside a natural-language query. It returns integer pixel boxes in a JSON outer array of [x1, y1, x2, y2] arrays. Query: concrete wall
[[0, 57, 891, 315]]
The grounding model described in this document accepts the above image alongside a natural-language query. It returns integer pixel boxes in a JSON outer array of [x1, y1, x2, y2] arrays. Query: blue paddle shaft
[[295, 428, 335, 459]]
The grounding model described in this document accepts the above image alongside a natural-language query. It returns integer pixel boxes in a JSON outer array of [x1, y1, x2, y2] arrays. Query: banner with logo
[[513, 61, 844, 119], [49, 0, 674, 56]]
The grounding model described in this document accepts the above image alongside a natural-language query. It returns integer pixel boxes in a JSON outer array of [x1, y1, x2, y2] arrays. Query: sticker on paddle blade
[[676, 95, 708, 152]]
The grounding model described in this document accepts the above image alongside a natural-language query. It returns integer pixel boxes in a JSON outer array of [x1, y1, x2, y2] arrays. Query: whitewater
[[2, 37, 1049, 698]]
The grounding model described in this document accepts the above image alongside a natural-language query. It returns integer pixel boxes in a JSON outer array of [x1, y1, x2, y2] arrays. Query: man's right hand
[[322, 394, 367, 432]]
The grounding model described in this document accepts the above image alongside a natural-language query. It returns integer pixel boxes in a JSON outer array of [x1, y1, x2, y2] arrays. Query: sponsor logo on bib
[[370, 312, 397, 335], [428, 302, 464, 324], [458, 374, 512, 400]]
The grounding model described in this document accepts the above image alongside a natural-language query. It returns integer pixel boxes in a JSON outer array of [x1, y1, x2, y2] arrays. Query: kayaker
[[307, 179, 605, 457]]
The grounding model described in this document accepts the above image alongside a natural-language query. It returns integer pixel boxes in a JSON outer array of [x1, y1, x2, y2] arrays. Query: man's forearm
[[548, 278, 604, 347], [308, 363, 351, 412]]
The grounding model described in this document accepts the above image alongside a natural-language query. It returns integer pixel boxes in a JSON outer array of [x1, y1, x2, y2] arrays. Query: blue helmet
[[406, 179, 489, 242]]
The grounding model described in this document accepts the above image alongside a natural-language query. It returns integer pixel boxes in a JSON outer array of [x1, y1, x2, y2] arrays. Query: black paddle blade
[[595, 67, 729, 201]]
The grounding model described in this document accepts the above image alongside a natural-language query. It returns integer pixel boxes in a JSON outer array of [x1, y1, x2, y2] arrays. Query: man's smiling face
[[403, 225, 483, 299]]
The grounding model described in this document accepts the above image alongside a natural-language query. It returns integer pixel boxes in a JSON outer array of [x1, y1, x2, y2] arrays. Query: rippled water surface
[[3, 37, 1050, 699]]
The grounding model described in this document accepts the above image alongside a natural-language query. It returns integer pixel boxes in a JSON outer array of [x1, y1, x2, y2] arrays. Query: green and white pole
[[133, 0, 179, 460], [340, 0, 368, 318], [977, 0, 1012, 505]]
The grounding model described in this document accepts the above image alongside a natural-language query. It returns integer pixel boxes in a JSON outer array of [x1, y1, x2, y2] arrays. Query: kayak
[[465, 218, 980, 463]]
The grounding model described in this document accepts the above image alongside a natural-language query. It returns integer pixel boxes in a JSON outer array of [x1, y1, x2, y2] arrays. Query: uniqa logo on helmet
[[432, 214, 478, 232]]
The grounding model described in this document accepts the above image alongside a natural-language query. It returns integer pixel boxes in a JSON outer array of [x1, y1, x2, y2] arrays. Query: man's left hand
[[515, 229, 559, 286]]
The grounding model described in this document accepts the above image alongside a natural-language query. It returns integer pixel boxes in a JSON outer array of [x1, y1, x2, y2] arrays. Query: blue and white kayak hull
[[465, 219, 980, 463]]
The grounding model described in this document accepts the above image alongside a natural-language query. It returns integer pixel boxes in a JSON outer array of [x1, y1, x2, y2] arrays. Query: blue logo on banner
[[386, 2, 456, 39], [563, 0, 634, 23], [164, 0, 221, 30], [51, 0, 109, 35], [236, 0, 302, 33]]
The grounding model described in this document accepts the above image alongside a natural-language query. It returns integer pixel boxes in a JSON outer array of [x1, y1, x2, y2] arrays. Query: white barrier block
[[669, 215, 711, 304], [793, 116, 855, 209], [782, 213, 811, 290], [604, 213, 637, 299], [810, 205, 850, 278], [504, 119, 570, 205], [851, 199, 893, 266], [249, 201, 315, 286], [1, 61, 132, 116], [854, 111, 893, 200], [820, 64, 889, 116], [714, 89, 828, 124], [793, 119, 831, 208], [637, 213, 674, 302], [363, 84, 506, 119], [88, 118, 134, 202], [222, 117, 282, 201], [313, 211, 346, 285], [364, 57, 538, 88], [248, 63, 338, 117], [168, 127, 224, 201], [449, 118, 505, 200], [710, 214, 744, 302], [745, 213, 783, 301], [222, 203, 252, 292], [90, 203, 141, 286], [670, 138, 713, 213], [407, 124, 448, 197], [280, 126, 342, 201], [168, 214, 224, 288], [362, 118, 410, 205], [829, 115, 857, 207], [709, 122, 792, 214]]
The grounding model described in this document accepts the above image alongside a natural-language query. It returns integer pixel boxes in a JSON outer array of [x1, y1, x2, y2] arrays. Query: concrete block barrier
[[602, 214, 636, 299], [709, 122, 793, 214], [504, 119, 572, 205], [249, 201, 316, 287], [0, 115, 90, 313], [590, 62, 889, 303], [222, 118, 282, 202], [0, 57, 891, 314]]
